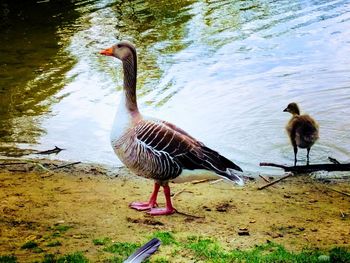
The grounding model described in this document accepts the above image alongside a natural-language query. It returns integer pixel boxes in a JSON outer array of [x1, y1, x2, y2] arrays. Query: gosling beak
[[283, 108, 288, 112], [99, 47, 113, 56]]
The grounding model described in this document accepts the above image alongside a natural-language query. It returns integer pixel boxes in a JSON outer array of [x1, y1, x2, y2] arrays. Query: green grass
[[46, 240, 62, 247], [42, 252, 88, 263], [104, 241, 139, 255], [94, 232, 350, 263], [92, 237, 111, 246], [183, 238, 350, 263], [329, 247, 350, 263], [54, 224, 72, 232], [150, 231, 177, 245], [4, 232, 350, 263], [21, 240, 38, 249], [0, 255, 17, 263]]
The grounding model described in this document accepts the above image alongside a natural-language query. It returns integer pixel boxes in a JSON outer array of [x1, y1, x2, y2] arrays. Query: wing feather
[[134, 119, 242, 180]]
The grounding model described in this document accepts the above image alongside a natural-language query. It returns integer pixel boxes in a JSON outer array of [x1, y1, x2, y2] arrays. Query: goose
[[283, 102, 319, 166], [100, 41, 243, 216]]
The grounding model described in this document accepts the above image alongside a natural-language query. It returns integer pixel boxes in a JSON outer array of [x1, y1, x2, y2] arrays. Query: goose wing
[[134, 119, 242, 181]]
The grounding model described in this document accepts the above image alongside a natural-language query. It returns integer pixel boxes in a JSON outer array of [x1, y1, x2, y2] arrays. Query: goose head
[[283, 102, 300, 115], [100, 40, 136, 61]]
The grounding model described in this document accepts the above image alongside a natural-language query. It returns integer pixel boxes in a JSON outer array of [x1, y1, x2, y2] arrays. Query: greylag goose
[[284, 102, 319, 166], [100, 41, 243, 216]]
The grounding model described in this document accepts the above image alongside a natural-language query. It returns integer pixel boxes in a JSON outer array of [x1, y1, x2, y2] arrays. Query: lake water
[[1, 0, 350, 175]]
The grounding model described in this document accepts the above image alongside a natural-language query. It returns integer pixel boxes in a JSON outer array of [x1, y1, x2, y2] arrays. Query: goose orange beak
[[100, 47, 113, 56]]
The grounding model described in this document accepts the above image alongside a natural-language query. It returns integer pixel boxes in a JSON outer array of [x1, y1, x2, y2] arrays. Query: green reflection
[[0, 0, 80, 155], [106, 0, 196, 96]]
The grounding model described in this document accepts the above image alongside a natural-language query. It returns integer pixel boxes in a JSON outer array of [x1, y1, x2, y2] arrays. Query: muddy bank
[[0, 159, 349, 262]]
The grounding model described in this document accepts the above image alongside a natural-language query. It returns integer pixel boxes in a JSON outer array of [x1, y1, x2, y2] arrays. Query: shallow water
[[1, 0, 350, 175]]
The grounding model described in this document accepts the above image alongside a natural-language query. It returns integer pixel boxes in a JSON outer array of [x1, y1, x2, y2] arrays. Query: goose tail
[[124, 238, 161, 263]]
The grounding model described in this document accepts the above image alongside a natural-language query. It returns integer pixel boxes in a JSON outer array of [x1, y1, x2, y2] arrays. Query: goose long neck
[[122, 54, 138, 113]]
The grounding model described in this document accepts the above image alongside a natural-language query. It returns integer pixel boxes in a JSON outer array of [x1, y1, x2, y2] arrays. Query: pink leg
[[129, 183, 160, 211], [148, 185, 176, 216]]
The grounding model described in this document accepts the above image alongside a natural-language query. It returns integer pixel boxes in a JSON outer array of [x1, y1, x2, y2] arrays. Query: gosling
[[283, 102, 319, 166]]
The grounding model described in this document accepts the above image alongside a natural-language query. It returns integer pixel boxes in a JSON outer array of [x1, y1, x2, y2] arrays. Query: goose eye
[[117, 44, 122, 48]]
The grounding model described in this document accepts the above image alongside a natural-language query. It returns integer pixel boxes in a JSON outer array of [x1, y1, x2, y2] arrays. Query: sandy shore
[[0, 159, 349, 262]]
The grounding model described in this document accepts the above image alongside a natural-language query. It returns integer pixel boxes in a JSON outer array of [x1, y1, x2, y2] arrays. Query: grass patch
[[25, 232, 349, 263], [54, 224, 72, 232], [21, 240, 38, 249], [182, 236, 350, 263], [46, 240, 62, 247], [153, 258, 169, 263], [0, 255, 17, 263], [329, 247, 350, 263], [92, 237, 111, 246], [104, 241, 139, 255], [230, 242, 323, 263], [103, 242, 139, 262], [42, 252, 88, 263], [185, 236, 228, 261], [150, 231, 177, 245]]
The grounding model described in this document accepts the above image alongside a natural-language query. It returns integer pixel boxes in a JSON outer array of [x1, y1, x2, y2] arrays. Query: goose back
[[286, 114, 319, 148]]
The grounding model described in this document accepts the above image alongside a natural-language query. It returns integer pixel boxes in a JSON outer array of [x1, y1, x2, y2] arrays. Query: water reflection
[[0, 0, 349, 175], [0, 0, 81, 155]]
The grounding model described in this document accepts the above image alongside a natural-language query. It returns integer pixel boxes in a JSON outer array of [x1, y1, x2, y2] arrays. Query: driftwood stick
[[191, 179, 216, 185], [209, 179, 224, 185], [259, 175, 271, 183], [52, 161, 81, 170], [325, 186, 350, 198], [260, 162, 350, 173], [175, 209, 204, 219], [258, 173, 294, 190], [172, 189, 193, 199]]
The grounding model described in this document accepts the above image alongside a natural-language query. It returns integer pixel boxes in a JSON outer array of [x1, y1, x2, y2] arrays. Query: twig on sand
[[209, 179, 224, 185], [191, 179, 216, 185], [260, 161, 350, 173], [259, 175, 271, 183], [172, 189, 193, 199], [258, 172, 294, 190], [325, 186, 350, 198], [52, 161, 81, 170], [175, 210, 204, 219]]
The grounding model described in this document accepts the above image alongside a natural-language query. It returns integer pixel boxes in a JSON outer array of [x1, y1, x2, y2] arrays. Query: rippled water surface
[[1, 0, 350, 174]]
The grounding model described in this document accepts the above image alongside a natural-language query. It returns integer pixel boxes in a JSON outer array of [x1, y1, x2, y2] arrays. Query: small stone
[[203, 206, 212, 211], [311, 228, 318, 232], [268, 232, 283, 238], [283, 194, 291, 198], [238, 230, 250, 236], [249, 220, 256, 223], [298, 227, 305, 231]]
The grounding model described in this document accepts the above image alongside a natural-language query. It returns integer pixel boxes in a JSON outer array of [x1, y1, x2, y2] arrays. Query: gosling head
[[100, 40, 136, 61], [283, 102, 300, 115]]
